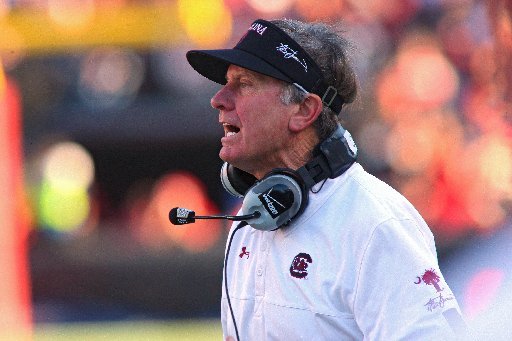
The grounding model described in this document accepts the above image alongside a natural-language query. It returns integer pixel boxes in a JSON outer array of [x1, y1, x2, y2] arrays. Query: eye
[[239, 78, 252, 87]]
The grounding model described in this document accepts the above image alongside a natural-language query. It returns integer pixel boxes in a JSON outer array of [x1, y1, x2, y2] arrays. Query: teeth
[[227, 132, 237, 137]]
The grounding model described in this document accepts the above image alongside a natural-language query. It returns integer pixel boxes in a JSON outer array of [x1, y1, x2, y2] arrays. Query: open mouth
[[223, 123, 240, 137]]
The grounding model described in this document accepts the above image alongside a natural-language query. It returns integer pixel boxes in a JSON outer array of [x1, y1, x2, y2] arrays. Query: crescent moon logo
[[414, 276, 422, 284]]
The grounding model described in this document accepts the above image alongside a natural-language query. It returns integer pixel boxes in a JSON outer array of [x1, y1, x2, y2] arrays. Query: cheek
[[238, 92, 289, 139]]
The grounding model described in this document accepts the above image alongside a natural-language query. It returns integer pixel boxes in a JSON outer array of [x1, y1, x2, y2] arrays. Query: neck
[[253, 128, 319, 179]]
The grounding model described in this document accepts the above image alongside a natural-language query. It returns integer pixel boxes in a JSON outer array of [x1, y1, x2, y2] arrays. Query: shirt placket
[[254, 232, 270, 319]]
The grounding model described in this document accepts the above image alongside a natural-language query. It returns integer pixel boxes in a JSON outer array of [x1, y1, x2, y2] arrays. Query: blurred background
[[1, 0, 511, 339]]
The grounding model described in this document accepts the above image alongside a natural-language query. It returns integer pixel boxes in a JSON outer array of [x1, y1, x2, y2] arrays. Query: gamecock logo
[[290, 253, 312, 279]]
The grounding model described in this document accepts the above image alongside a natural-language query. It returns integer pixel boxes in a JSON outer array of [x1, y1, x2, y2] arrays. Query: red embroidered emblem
[[290, 253, 312, 279], [239, 247, 250, 259], [415, 268, 444, 292], [415, 269, 456, 312]]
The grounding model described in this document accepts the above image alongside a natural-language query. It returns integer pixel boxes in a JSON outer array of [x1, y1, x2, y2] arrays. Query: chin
[[219, 149, 253, 173], [219, 148, 239, 165]]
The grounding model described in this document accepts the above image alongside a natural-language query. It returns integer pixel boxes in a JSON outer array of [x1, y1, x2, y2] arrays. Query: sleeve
[[353, 218, 466, 340]]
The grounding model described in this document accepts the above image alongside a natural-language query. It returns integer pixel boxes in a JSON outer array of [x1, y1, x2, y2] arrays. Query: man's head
[[186, 19, 357, 178], [271, 19, 357, 141]]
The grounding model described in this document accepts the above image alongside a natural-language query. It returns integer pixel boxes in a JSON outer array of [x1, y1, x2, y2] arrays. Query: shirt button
[[256, 268, 263, 276]]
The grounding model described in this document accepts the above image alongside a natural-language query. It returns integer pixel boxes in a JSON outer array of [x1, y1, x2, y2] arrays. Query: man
[[186, 18, 466, 340]]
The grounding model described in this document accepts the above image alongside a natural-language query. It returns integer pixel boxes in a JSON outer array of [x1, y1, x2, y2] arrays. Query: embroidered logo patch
[[239, 246, 250, 259], [249, 22, 267, 35], [425, 292, 455, 312], [415, 268, 455, 312], [276, 43, 308, 72], [290, 253, 312, 279], [415, 268, 443, 292]]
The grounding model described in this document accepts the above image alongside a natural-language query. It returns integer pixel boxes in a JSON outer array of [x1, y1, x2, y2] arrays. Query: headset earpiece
[[220, 162, 257, 198], [241, 169, 308, 231]]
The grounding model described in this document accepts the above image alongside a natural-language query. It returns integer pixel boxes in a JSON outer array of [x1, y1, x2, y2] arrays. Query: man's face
[[211, 65, 297, 178]]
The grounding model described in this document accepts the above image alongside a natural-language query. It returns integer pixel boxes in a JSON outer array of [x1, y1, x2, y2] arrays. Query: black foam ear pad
[[220, 162, 258, 198]]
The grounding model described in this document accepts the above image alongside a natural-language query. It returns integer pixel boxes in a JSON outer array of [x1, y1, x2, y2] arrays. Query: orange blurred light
[[345, 0, 381, 21], [478, 136, 512, 193], [397, 43, 459, 109], [462, 86, 509, 136], [0, 0, 8, 18], [385, 119, 437, 174], [441, 134, 511, 231], [178, 0, 233, 48], [400, 176, 443, 224], [466, 187, 506, 230], [47, 0, 96, 32], [0, 24, 25, 70], [377, 34, 460, 121], [245, 0, 295, 15], [436, 8, 476, 70], [346, 0, 418, 24], [463, 135, 512, 229], [144, 172, 222, 253], [294, 0, 345, 22], [224, 0, 250, 15]]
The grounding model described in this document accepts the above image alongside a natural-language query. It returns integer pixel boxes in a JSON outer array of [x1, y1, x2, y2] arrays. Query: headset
[[220, 124, 358, 231]]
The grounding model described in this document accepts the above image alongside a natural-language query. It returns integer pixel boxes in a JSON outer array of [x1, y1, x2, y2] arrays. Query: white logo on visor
[[250, 23, 267, 35], [276, 43, 308, 72]]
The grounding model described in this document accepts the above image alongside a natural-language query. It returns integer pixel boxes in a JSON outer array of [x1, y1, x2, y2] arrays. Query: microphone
[[169, 207, 261, 225]]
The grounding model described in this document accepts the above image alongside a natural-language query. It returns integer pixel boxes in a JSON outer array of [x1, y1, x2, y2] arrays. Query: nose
[[211, 85, 233, 111]]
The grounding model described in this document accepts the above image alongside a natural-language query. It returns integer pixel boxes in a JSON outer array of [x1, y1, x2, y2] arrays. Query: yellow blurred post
[[0, 63, 32, 339], [0, 3, 186, 54]]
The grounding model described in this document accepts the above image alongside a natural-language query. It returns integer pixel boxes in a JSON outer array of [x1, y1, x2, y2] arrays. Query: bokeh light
[[478, 136, 512, 193], [47, 0, 96, 32], [398, 44, 459, 108], [385, 118, 437, 174], [224, 0, 250, 15], [42, 141, 95, 191], [78, 47, 145, 109], [0, 0, 8, 18], [37, 141, 95, 232], [133, 172, 223, 253], [38, 179, 91, 232], [245, 0, 295, 16], [377, 33, 460, 121], [345, 0, 418, 24], [463, 268, 505, 320], [294, 0, 345, 22], [177, 0, 233, 48]]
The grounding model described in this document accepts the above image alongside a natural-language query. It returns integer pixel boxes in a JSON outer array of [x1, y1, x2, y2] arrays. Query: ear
[[288, 94, 323, 133]]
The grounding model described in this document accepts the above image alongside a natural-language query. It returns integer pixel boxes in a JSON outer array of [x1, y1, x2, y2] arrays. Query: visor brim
[[186, 48, 293, 85]]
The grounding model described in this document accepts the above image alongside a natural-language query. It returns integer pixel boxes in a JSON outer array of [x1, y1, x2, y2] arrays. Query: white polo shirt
[[221, 163, 464, 340]]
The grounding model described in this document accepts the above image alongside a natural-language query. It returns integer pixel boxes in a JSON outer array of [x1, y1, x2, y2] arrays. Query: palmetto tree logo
[[421, 269, 443, 292]]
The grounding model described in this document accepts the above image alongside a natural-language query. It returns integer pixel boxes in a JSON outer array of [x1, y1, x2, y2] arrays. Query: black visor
[[186, 19, 344, 114]]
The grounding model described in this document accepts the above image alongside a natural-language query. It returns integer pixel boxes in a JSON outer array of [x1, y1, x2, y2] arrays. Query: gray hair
[[272, 19, 358, 140]]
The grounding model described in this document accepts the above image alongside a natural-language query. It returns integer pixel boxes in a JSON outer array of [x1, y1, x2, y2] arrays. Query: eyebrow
[[225, 66, 288, 89], [226, 67, 264, 82]]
